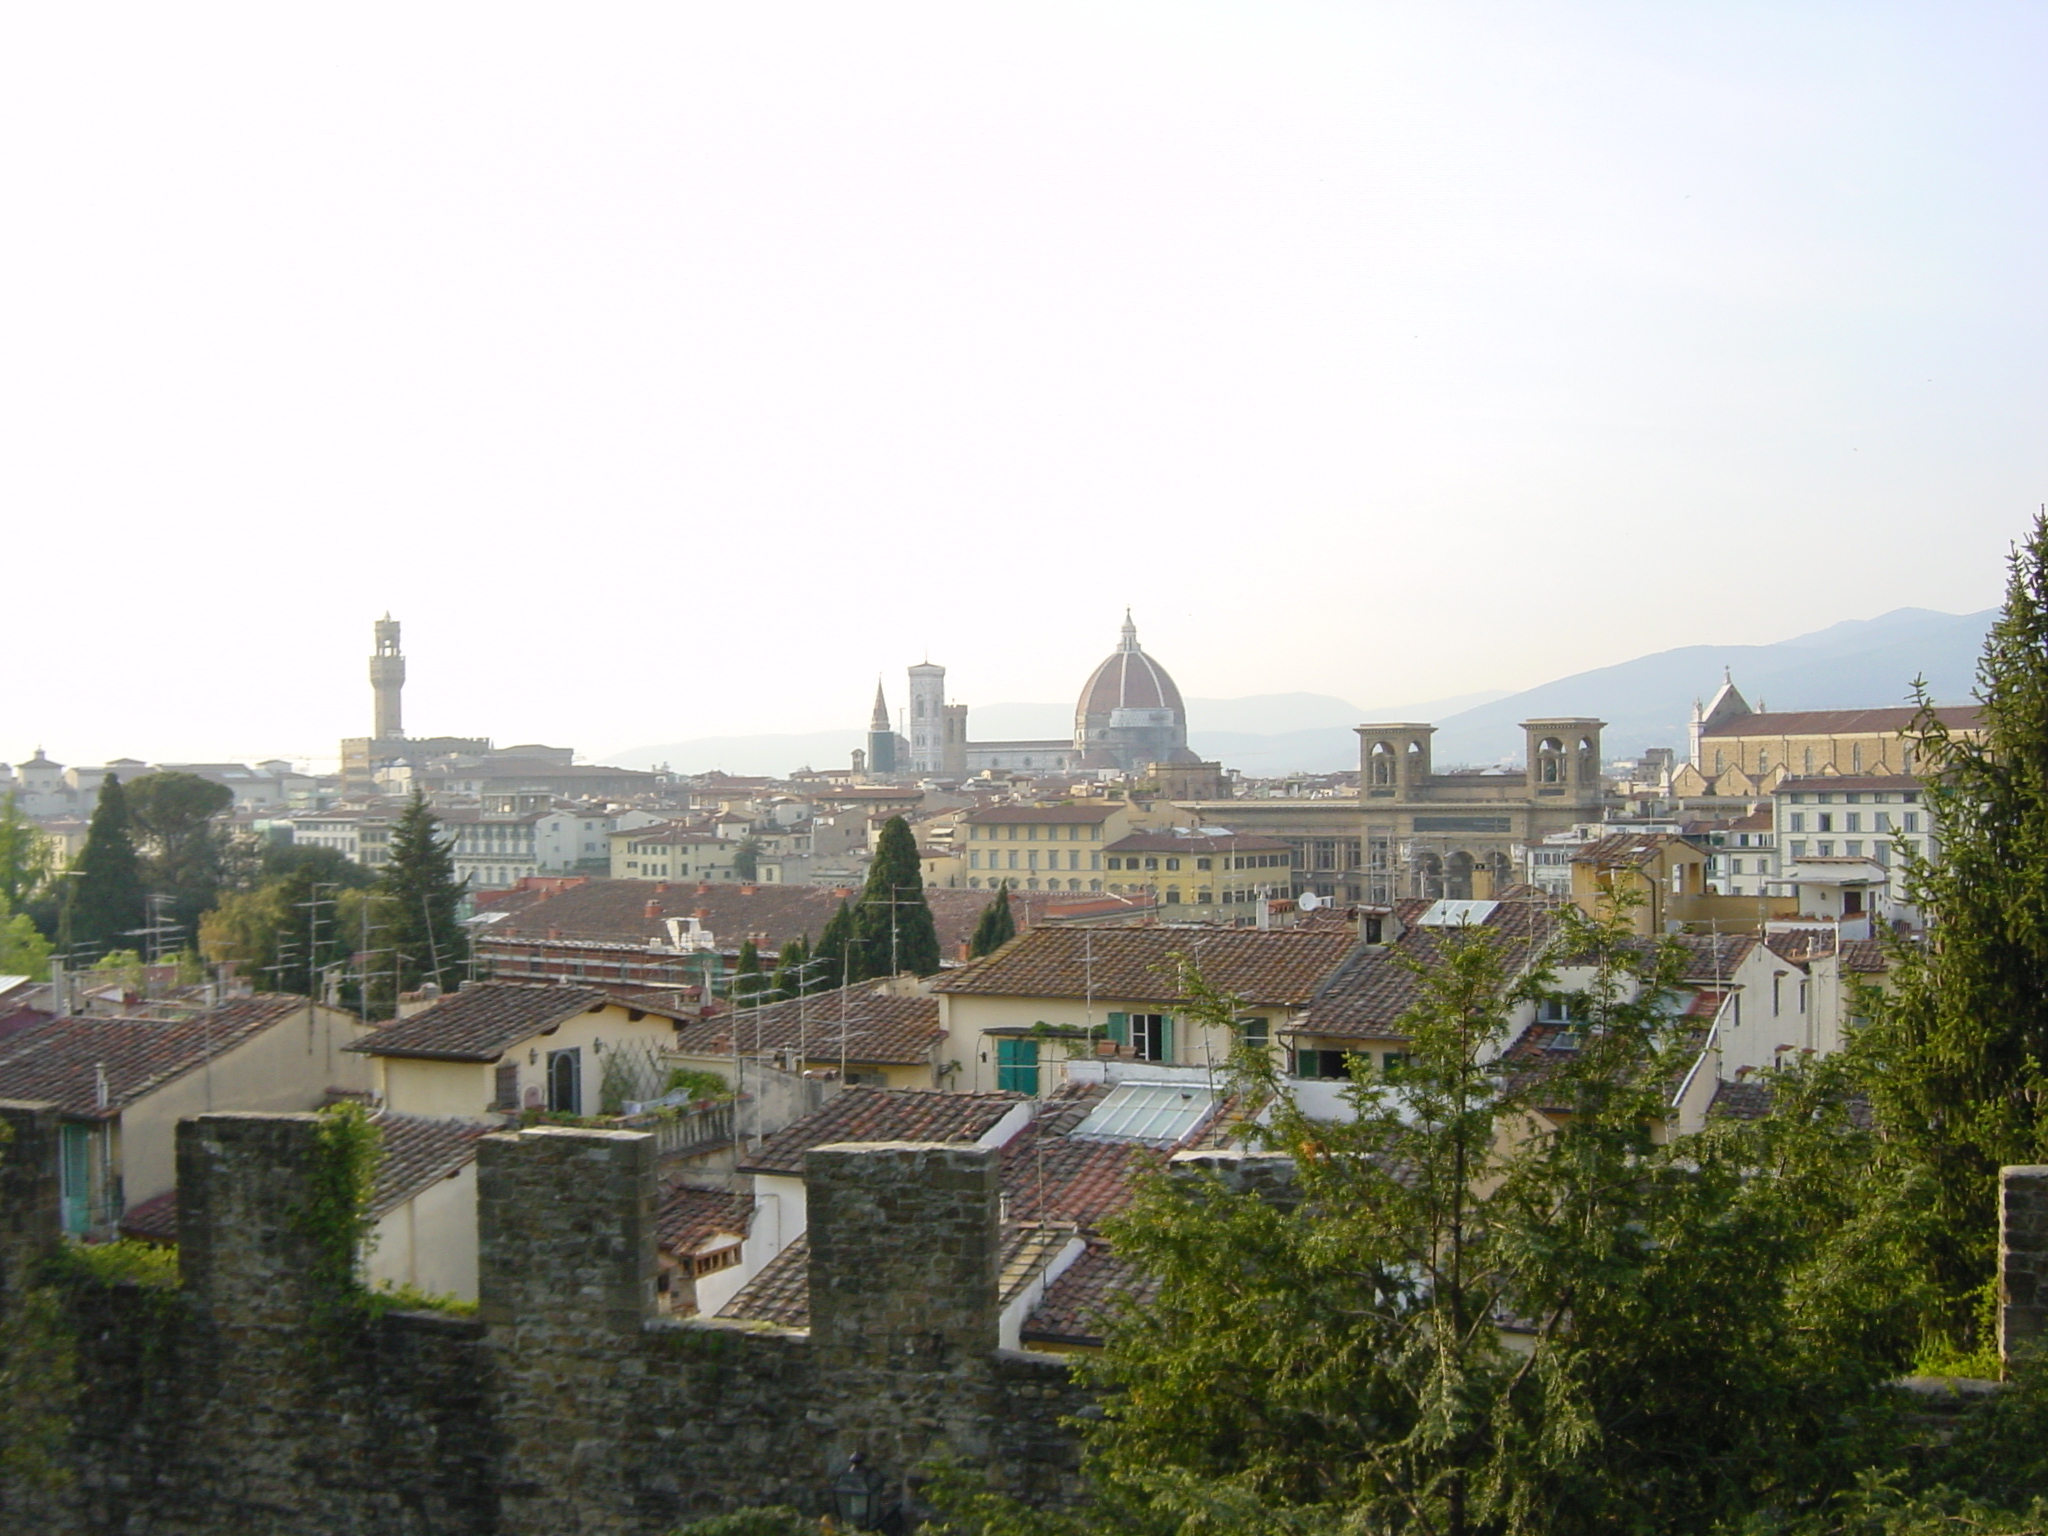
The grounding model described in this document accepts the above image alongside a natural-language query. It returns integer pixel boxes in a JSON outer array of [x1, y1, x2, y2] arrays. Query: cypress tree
[[64, 774, 146, 963], [968, 881, 1016, 958], [732, 938, 766, 1005], [1859, 510, 2048, 1342], [855, 815, 940, 977], [814, 900, 856, 988], [372, 791, 469, 1012]]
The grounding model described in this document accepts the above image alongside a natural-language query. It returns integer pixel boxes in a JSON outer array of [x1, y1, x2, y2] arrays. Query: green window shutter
[[1105, 1011, 1128, 1045], [996, 1038, 1041, 1094], [1159, 1015, 1175, 1063]]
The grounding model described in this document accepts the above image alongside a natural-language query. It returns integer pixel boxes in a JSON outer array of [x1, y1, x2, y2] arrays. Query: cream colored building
[[609, 824, 737, 882], [1101, 829, 1293, 921], [1677, 677, 1981, 795], [930, 925, 1359, 1096], [0, 994, 371, 1237], [348, 982, 693, 1120]]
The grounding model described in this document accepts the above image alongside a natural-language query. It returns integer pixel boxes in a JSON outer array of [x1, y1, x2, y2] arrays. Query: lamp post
[[831, 1452, 889, 1531]]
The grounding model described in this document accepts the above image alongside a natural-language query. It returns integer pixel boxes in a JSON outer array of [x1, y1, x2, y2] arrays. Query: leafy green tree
[[731, 834, 761, 883], [125, 771, 234, 945], [0, 904, 52, 981], [968, 880, 1016, 957], [200, 866, 367, 998], [61, 774, 145, 963], [257, 841, 379, 892], [814, 900, 855, 989], [368, 792, 468, 1013], [1011, 910, 1919, 1536], [853, 815, 940, 978], [0, 792, 51, 914]]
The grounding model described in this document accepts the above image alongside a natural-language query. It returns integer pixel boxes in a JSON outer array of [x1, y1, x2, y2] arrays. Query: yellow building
[[348, 982, 693, 1120], [609, 824, 737, 881], [1566, 832, 1711, 937], [957, 802, 1138, 894], [1101, 830, 1294, 922]]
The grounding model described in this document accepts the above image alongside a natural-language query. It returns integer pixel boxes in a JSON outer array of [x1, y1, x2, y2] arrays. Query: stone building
[[1186, 717, 1608, 903], [1674, 675, 1982, 796]]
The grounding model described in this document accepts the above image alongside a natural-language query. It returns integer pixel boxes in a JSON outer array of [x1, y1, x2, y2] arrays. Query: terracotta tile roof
[[716, 1234, 811, 1327], [1001, 1129, 1154, 1230], [932, 926, 1356, 1008], [474, 878, 1044, 956], [672, 983, 941, 1067], [717, 1224, 1079, 1331], [736, 1087, 1024, 1176], [656, 1186, 753, 1257], [345, 983, 686, 1063], [1840, 939, 1890, 973], [1631, 932, 1757, 984], [1728, 810, 1775, 831], [0, 995, 314, 1119], [110, 1112, 492, 1242], [1700, 706, 1980, 738], [118, 1189, 179, 1243], [1020, 1240, 1156, 1348], [1709, 1075, 1875, 1130], [1301, 898, 1560, 1038], [1572, 832, 1691, 869]]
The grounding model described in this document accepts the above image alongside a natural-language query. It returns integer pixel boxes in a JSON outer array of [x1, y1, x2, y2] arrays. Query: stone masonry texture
[[2001, 1164, 2048, 1364], [0, 1101, 1091, 1535]]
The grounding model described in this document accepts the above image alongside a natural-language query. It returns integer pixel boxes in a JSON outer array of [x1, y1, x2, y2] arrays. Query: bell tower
[[370, 614, 405, 741]]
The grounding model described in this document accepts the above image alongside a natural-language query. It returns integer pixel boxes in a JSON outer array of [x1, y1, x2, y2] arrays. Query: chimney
[[696, 882, 711, 895], [739, 884, 757, 897], [547, 926, 562, 940], [644, 900, 663, 921], [655, 881, 669, 894], [833, 887, 853, 899], [694, 908, 711, 921]]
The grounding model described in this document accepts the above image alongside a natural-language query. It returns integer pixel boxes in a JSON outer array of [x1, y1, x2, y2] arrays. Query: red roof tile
[[736, 1087, 1024, 1176], [933, 926, 1356, 1008], [347, 982, 688, 1063], [672, 983, 941, 1067], [1020, 1240, 1155, 1347], [1302, 898, 1560, 1038]]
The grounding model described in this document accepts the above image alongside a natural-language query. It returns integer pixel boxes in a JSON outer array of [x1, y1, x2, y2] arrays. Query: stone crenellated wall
[[0, 1101, 1091, 1535]]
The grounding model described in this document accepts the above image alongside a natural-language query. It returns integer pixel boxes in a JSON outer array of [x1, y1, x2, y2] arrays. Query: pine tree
[[854, 815, 940, 978], [125, 771, 234, 948], [731, 835, 761, 883], [814, 901, 855, 988], [63, 774, 146, 963], [1859, 511, 2048, 1338], [967, 881, 1016, 958], [370, 791, 469, 1013]]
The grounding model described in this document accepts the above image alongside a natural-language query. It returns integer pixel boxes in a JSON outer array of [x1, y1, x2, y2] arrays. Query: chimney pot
[[644, 900, 663, 921], [694, 907, 711, 921], [696, 882, 711, 895], [655, 881, 669, 894], [739, 884, 757, 896]]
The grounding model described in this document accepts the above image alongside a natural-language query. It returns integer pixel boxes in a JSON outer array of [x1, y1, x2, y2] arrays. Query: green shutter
[[996, 1038, 1041, 1095], [1159, 1015, 1175, 1063], [1105, 1011, 1128, 1045]]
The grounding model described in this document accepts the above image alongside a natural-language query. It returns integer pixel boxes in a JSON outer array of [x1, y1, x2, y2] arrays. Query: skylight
[[1071, 1081, 1217, 1146], [1416, 899, 1499, 928]]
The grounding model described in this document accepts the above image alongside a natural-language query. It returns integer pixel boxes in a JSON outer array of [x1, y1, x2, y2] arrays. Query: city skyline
[[5, 4, 2042, 763]]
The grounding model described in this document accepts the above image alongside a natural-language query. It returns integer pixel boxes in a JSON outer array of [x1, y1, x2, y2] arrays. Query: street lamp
[[831, 1452, 888, 1530]]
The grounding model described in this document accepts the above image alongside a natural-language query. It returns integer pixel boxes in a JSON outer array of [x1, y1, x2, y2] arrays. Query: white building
[[1771, 775, 1930, 907]]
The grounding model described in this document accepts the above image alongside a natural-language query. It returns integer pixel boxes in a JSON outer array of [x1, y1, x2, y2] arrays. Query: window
[[1903, 813, 1920, 833], [1846, 813, 1862, 833], [1165, 857, 1180, 871], [1817, 841, 1835, 856], [1876, 812, 1892, 832], [1791, 840, 1807, 858], [1145, 857, 1159, 871], [1789, 813, 1805, 832], [1817, 814, 1834, 832], [996, 1037, 1040, 1094], [547, 1048, 583, 1115], [1292, 1048, 1358, 1080], [1537, 997, 1587, 1025], [493, 1063, 520, 1110], [1380, 1052, 1409, 1077], [1846, 840, 1863, 856], [1197, 857, 1212, 870], [1237, 1015, 1269, 1050], [59, 1123, 93, 1235], [1128, 1013, 1171, 1063]]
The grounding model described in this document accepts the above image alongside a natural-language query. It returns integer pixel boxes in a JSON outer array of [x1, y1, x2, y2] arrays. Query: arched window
[[1852, 743, 1863, 773], [1369, 742, 1395, 786], [1758, 749, 1770, 774], [1803, 747, 1814, 774], [1537, 738, 1565, 784]]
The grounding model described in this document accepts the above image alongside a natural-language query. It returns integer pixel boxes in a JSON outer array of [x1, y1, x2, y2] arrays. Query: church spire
[[870, 677, 892, 732], [1119, 609, 1140, 652]]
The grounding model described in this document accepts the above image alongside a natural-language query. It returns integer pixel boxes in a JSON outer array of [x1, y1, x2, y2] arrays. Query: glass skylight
[[1071, 1081, 1217, 1146]]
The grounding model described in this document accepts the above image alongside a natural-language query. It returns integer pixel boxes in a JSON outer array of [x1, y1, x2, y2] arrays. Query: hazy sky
[[5, 2, 2043, 770]]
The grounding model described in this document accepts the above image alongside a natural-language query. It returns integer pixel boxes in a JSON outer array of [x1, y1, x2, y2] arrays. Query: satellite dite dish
[[1296, 891, 1324, 911]]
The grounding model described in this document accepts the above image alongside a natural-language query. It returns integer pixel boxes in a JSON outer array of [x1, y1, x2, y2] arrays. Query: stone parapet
[[2001, 1164, 2048, 1364], [0, 1098, 60, 1293], [476, 1125, 656, 1335]]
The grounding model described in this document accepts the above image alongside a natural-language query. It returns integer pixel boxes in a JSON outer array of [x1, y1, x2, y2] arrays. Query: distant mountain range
[[605, 609, 1993, 778]]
